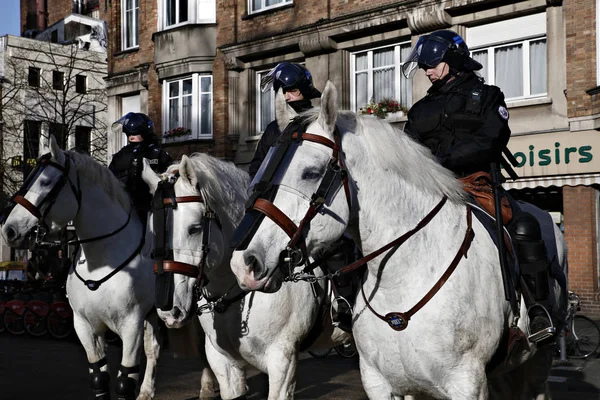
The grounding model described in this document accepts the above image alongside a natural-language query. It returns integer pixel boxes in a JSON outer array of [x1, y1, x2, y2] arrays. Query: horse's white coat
[[3, 136, 163, 399], [230, 82, 568, 400], [142, 153, 350, 400]]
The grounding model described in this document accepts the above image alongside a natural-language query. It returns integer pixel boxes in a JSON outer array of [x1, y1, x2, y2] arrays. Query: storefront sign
[[506, 130, 600, 178]]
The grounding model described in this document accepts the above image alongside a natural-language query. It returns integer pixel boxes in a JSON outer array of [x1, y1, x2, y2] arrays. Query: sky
[[0, 0, 21, 37]]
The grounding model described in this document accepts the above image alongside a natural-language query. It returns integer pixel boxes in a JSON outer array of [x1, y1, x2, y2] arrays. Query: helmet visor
[[401, 35, 450, 78], [111, 113, 147, 136]]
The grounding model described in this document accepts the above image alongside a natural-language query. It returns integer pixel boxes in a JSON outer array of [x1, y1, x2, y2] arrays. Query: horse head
[[2, 135, 80, 247], [143, 155, 245, 328], [230, 81, 352, 292]]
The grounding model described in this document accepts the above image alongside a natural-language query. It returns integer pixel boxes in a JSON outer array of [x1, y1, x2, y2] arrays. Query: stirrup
[[527, 304, 556, 343], [330, 296, 352, 328]]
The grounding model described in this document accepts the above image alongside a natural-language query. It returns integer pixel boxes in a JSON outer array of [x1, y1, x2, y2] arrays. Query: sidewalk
[[550, 356, 600, 399]]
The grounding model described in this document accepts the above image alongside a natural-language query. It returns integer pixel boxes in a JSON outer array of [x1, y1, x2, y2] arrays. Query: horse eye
[[38, 178, 52, 187], [301, 168, 322, 181], [188, 224, 203, 236]]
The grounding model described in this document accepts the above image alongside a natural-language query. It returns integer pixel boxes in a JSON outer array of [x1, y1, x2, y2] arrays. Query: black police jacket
[[108, 141, 172, 214], [404, 72, 511, 177], [248, 99, 313, 179]]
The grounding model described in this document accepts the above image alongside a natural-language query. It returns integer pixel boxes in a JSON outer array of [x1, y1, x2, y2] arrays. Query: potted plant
[[359, 98, 408, 120], [163, 126, 191, 142]]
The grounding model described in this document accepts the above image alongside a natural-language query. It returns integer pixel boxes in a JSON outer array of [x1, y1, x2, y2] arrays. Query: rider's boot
[[115, 365, 139, 400], [325, 236, 357, 333], [89, 358, 111, 399], [510, 212, 556, 344]]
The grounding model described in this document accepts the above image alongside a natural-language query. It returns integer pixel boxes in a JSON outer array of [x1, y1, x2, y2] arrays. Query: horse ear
[[141, 158, 161, 194], [179, 155, 198, 188], [275, 88, 298, 131], [48, 134, 65, 164], [317, 81, 338, 135]]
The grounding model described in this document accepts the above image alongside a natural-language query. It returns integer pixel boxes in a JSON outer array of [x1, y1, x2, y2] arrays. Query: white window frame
[[121, 0, 139, 50], [470, 37, 547, 101], [349, 41, 413, 113], [248, 0, 292, 15], [256, 69, 275, 134], [162, 74, 213, 141], [158, 0, 215, 31]]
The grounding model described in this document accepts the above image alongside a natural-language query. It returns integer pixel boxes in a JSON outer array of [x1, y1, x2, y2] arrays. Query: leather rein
[[246, 129, 475, 331]]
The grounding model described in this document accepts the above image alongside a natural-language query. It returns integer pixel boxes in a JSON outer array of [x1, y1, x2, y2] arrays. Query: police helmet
[[402, 30, 483, 78], [111, 112, 155, 139], [260, 62, 322, 99]]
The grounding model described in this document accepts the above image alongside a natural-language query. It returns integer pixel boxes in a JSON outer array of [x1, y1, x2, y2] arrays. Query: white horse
[[229, 81, 568, 399], [0, 135, 215, 400], [141, 152, 350, 400]]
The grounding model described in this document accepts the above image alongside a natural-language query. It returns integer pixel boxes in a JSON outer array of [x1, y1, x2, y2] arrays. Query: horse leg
[[118, 320, 145, 400], [73, 314, 111, 399], [264, 344, 298, 400], [359, 357, 397, 400], [137, 313, 161, 400], [195, 323, 220, 400], [442, 360, 489, 400], [204, 338, 247, 399]]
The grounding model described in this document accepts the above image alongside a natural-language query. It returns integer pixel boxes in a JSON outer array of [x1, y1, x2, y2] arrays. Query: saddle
[[459, 171, 513, 225]]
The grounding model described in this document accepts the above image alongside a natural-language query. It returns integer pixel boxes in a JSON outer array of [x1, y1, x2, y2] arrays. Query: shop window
[[350, 42, 413, 113], [122, 0, 139, 49], [162, 74, 212, 141], [249, 0, 292, 14]]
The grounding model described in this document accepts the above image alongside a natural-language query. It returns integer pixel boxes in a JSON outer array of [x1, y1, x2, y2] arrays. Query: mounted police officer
[[109, 112, 172, 224], [402, 30, 554, 343], [251, 62, 357, 332]]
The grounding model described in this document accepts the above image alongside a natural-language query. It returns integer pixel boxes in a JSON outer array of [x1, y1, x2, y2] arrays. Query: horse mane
[[297, 109, 465, 203], [66, 150, 132, 210], [167, 153, 249, 228]]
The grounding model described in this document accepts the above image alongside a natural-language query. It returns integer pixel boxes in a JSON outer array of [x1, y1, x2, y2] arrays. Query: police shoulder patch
[[498, 106, 509, 120]]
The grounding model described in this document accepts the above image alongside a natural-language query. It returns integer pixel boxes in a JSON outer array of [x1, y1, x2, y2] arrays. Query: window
[[28, 67, 40, 87], [159, 0, 215, 30], [162, 74, 212, 140], [166, 0, 188, 27], [51, 30, 58, 43], [49, 123, 66, 149], [75, 126, 91, 154], [249, 0, 292, 14], [23, 120, 41, 177], [467, 13, 547, 101], [122, 0, 139, 50], [52, 71, 64, 90], [471, 39, 547, 100], [76, 75, 87, 94], [350, 42, 413, 113], [256, 69, 274, 133]]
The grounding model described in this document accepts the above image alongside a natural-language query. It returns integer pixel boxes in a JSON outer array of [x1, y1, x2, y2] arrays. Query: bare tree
[[0, 36, 108, 201]]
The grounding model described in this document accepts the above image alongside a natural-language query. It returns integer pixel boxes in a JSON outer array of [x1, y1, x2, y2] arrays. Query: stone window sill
[[506, 96, 552, 109]]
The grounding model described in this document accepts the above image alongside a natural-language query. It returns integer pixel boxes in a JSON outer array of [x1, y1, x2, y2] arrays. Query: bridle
[[1, 151, 144, 291], [233, 121, 352, 277], [233, 117, 475, 331], [152, 173, 223, 312], [3, 153, 82, 231]]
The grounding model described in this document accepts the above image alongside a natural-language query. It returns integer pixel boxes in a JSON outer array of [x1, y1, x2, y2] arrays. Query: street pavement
[[1, 332, 599, 399]]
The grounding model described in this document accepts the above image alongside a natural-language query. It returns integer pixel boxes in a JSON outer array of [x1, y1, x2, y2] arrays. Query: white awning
[[504, 173, 600, 190]]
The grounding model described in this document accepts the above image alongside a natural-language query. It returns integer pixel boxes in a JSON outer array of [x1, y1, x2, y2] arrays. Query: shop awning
[[504, 173, 600, 190]]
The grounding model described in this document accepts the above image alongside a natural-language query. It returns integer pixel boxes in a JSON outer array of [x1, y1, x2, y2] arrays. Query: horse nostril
[[172, 306, 181, 319], [247, 255, 267, 281], [4, 226, 18, 242]]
